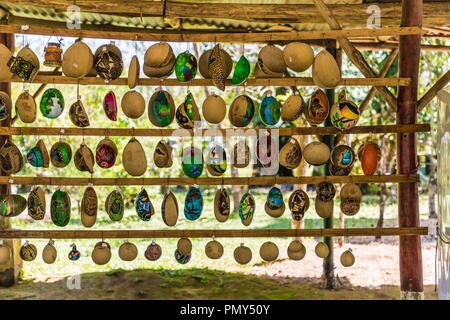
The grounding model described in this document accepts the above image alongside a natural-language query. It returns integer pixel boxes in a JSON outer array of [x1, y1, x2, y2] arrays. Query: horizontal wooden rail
[[0, 25, 423, 43], [1, 175, 420, 186], [0, 228, 428, 239], [6, 74, 411, 87], [2, 124, 430, 137]]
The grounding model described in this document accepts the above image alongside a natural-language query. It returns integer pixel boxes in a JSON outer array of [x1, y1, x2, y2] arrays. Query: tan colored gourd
[[312, 50, 341, 89], [205, 240, 224, 259], [91, 241, 112, 265], [122, 138, 147, 176], [315, 242, 330, 258], [177, 238, 192, 256], [62, 40, 94, 78], [259, 241, 279, 262], [121, 90, 145, 119], [42, 240, 57, 264], [303, 141, 330, 166], [287, 240, 306, 261], [118, 241, 138, 261], [234, 244, 252, 265], [283, 42, 314, 72], [202, 94, 226, 124], [340, 249, 356, 267]]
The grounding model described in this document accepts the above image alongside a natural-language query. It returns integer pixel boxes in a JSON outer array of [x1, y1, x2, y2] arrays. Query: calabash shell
[[287, 240, 306, 261], [0, 43, 13, 81], [161, 191, 178, 227], [259, 241, 279, 262], [303, 141, 330, 166], [258, 45, 287, 74], [306, 89, 329, 125], [123, 138, 147, 176], [148, 90, 175, 127], [202, 94, 226, 124], [340, 249, 355, 267], [234, 245, 252, 265], [315, 198, 334, 219], [315, 242, 330, 258], [359, 142, 380, 175], [0, 141, 23, 175], [144, 42, 174, 68], [279, 138, 302, 170], [15, 91, 36, 123], [281, 94, 304, 122], [20, 243, 37, 262], [232, 141, 250, 168], [312, 50, 341, 89], [62, 40, 94, 78], [118, 242, 138, 261], [205, 240, 224, 259], [214, 188, 230, 223], [27, 186, 46, 220], [42, 242, 57, 264], [199, 48, 233, 79], [283, 42, 314, 72], [121, 90, 145, 119], [228, 95, 255, 127], [91, 242, 111, 265], [177, 238, 192, 256], [127, 55, 140, 89], [0, 244, 11, 264]]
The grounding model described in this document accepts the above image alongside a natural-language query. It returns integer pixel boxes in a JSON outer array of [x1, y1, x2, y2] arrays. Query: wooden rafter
[[360, 48, 399, 114], [3, 74, 411, 87], [0, 175, 420, 186], [2, 1, 449, 27], [0, 124, 430, 137], [0, 228, 429, 239], [312, 0, 399, 112], [0, 24, 423, 43], [418, 69, 450, 112]]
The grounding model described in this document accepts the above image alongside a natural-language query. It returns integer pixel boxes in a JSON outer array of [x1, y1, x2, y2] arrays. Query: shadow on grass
[[0, 267, 437, 300]]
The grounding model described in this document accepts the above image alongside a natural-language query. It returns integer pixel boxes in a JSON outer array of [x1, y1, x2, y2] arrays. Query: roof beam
[[4, 1, 449, 27]]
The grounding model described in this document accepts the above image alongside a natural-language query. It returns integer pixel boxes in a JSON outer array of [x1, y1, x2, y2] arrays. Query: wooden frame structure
[[0, 0, 448, 299]]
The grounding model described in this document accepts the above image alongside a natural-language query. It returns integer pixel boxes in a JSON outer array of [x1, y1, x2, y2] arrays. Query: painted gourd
[[175, 92, 200, 129], [358, 142, 381, 175], [40, 88, 64, 119], [288, 189, 310, 221], [184, 186, 203, 221], [305, 89, 329, 125], [175, 51, 197, 82], [27, 187, 46, 220], [135, 188, 154, 222], [232, 55, 250, 85], [103, 91, 117, 121], [239, 192, 255, 227], [229, 95, 255, 127], [181, 146, 204, 178], [264, 187, 285, 217], [206, 145, 227, 176], [174, 249, 191, 264], [259, 95, 281, 126], [214, 188, 230, 223], [50, 190, 71, 227], [106, 190, 124, 221], [0, 195, 27, 217], [148, 90, 175, 127]]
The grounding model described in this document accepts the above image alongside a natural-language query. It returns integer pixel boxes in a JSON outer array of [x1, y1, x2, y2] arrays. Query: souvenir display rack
[[0, 31, 429, 235], [0, 0, 434, 297]]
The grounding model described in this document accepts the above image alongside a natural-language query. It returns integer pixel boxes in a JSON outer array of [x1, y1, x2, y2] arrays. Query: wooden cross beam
[[417, 69, 450, 112], [312, 0, 399, 111], [360, 48, 399, 115]]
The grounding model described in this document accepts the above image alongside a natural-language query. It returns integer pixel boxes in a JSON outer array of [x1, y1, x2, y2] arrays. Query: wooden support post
[[397, 0, 424, 300], [0, 32, 21, 287], [322, 42, 339, 289]]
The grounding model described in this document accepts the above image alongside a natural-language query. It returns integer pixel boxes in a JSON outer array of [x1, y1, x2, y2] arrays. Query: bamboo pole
[[0, 124, 430, 137], [0, 175, 420, 187], [3, 75, 411, 87], [359, 48, 399, 114], [0, 227, 429, 239], [397, 0, 424, 300], [0, 24, 423, 43]]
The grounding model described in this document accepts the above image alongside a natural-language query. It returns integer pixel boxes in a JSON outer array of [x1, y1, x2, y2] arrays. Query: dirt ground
[[0, 237, 438, 300]]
